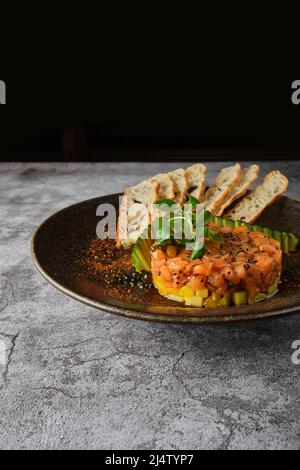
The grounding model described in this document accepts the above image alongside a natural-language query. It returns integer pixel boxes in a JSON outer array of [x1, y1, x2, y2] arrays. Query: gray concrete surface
[[0, 161, 299, 450]]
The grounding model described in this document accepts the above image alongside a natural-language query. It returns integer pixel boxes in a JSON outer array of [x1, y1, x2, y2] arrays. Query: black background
[[1, 47, 299, 162]]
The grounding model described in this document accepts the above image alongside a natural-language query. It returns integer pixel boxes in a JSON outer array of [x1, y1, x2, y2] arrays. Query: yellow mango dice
[[184, 296, 203, 307], [164, 287, 180, 295], [166, 294, 185, 303], [179, 286, 194, 297], [154, 277, 165, 290], [217, 292, 231, 307], [196, 288, 209, 298]]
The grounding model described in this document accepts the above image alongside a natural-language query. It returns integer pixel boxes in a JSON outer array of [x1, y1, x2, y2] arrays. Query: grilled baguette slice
[[216, 164, 260, 216], [225, 170, 288, 223], [116, 179, 159, 249], [185, 163, 206, 201], [204, 164, 242, 214], [167, 168, 188, 204], [152, 173, 175, 200]]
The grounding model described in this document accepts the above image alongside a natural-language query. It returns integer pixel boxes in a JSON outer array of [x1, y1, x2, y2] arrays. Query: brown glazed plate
[[32, 193, 300, 324]]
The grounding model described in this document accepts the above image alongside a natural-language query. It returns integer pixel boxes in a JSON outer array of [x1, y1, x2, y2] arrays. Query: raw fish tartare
[[151, 225, 282, 307]]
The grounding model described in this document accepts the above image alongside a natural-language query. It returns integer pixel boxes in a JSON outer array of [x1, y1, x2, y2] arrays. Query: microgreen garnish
[[152, 196, 223, 259], [190, 243, 207, 260]]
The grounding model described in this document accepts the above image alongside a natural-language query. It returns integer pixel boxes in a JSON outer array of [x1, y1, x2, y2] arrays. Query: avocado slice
[[253, 292, 268, 303], [263, 227, 273, 237], [212, 215, 224, 227], [289, 233, 298, 251], [131, 237, 152, 272], [240, 221, 249, 228], [222, 218, 235, 227], [272, 230, 281, 243], [281, 232, 290, 254], [266, 279, 278, 295]]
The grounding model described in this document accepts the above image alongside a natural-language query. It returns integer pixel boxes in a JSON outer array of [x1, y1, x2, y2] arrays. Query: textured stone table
[[0, 161, 299, 450]]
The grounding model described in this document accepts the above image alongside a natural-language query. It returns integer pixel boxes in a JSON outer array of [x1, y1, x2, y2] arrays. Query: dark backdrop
[[1, 75, 299, 162]]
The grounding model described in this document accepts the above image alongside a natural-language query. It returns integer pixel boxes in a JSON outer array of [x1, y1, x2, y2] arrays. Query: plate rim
[[31, 193, 300, 324]]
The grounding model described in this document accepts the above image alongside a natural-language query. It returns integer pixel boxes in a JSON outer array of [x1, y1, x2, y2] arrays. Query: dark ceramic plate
[[32, 193, 300, 324]]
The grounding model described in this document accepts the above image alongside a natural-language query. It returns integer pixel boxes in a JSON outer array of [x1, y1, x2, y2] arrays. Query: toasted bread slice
[[216, 165, 260, 216], [185, 163, 206, 201], [167, 168, 188, 204], [116, 179, 159, 248], [204, 164, 242, 214], [153, 173, 175, 200], [225, 170, 288, 223]]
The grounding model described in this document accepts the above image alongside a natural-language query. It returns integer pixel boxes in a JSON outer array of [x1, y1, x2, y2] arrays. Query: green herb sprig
[[153, 196, 223, 259]]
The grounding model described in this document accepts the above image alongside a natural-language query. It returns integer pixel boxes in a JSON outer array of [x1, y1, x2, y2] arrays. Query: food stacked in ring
[[117, 164, 298, 308]]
